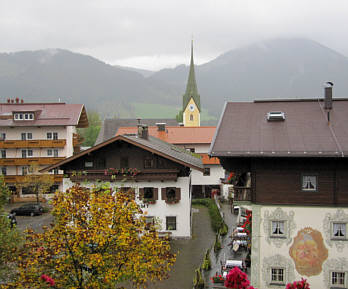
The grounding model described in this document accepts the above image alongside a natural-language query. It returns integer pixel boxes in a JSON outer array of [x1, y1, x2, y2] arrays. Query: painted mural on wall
[[289, 227, 328, 276]]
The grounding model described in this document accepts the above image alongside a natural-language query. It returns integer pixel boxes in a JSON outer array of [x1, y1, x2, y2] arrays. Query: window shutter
[[153, 188, 158, 200], [175, 188, 181, 201], [139, 188, 144, 200], [161, 188, 167, 200]]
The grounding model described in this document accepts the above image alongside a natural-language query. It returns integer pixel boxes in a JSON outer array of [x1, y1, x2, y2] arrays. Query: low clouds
[[1, 0, 347, 70]]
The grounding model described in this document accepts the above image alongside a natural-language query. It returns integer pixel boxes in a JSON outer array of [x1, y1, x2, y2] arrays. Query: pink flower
[[40, 274, 55, 287]]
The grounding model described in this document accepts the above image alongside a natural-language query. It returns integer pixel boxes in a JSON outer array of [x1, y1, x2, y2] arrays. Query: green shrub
[[201, 249, 211, 271], [214, 233, 222, 252], [219, 222, 228, 236], [192, 199, 224, 233], [193, 267, 205, 289]]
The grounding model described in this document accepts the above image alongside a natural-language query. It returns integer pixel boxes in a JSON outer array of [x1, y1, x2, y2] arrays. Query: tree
[[77, 111, 101, 147], [21, 164, 54, 204], [0, 176, 22, 282], [12, 184, 176, 288], [176, 109, 183, 123]]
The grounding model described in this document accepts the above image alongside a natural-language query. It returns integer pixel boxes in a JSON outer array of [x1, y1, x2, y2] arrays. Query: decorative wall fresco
[[289, 227, 328, 276]]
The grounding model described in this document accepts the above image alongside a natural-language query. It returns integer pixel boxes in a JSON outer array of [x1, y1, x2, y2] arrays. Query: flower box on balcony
[[143, 199, 156, 205], [165, 199, 179, 204]]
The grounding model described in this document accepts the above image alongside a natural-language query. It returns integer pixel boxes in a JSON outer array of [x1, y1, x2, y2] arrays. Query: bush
[[193, 267, 205, 289], [214, 233, 222, 252], [219, 222, 228, 236], [201, 249, 211, 271], [192, 199, 224, 233]]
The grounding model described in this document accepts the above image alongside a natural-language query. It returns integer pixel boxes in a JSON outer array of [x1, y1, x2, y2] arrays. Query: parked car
[[10, 203, 44, 216]]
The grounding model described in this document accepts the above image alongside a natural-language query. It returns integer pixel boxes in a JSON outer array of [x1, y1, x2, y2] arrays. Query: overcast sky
[[1, 0, 347, 70]]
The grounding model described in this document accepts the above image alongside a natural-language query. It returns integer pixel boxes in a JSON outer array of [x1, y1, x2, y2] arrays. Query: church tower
[[182, 42, 200, 127]]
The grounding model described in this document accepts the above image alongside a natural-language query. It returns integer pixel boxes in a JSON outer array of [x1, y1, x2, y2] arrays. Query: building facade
[[117, 125, 225, 198], [0, 100, 88, 199], [210, 89, 348, 288], [42, 125, 204, 238]]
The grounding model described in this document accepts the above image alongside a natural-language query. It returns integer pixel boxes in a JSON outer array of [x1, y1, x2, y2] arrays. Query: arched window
[[190, 114, 194, 121]]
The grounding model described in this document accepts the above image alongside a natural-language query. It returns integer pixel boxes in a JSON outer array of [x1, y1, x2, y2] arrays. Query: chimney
[[137, 124, 148, 139], [15, 97, 19, 104], [324, 82, 333, 110], [179, 122, 184, 127], [156, 123, 166, 131]]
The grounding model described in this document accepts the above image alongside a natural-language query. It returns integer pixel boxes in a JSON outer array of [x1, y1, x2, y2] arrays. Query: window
[[190, 114, 193, 121], [144, 158, 154, 169], [1, 150, 6, 158], [85, 161, 93, 168], [332, 223, 347, 239], [186, 148, 195, 153], [1, 167, 6, 176], [14, 113, 34, 121], [22, 149, 33, 158], [53, 168, 59, 175], [302, 175, 317, 191], [144, 187, 154, 199], [47, 149, 52, 156], [53, 149, 58, 157], [203, 167, 210, 176], [331, 271, 346, 287], [166, 188, 176, 201], [271, 221, 285, 237], [166, 216, 176, 230], [271, 268, 284, 284], [120, 157, 128, 168], [21, 132, 32, 140], [22, 166, 28, 175], [0, 133, 5, 140], [47, 132, 58, 140]]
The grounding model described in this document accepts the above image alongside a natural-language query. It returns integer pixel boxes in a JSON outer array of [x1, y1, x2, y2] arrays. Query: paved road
[[3, 203, 53, 233]]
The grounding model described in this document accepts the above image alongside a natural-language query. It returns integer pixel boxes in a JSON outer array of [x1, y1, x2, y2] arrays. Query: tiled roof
[[199, 153, 220, 165], [41, 134, 204, 172], [95, 118, 178, 144], [0, 103, 88, 127], [116, 126, 216, 144], [210, 99, 348, 157]]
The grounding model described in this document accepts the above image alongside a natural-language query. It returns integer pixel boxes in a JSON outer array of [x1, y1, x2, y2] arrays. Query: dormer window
[[267, 111, 285, 121], [13, 112, 35, 121]]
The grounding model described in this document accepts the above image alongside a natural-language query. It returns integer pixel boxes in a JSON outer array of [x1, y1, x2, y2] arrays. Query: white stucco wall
[[63, 177, 192, 238], [251, 205, 348, 289], [191, 165, 225, 186]]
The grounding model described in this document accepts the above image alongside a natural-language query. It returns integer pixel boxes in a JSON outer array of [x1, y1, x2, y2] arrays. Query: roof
[[210, 99, 348, 158], [116, 126, 219, 165], [0, 103, 88, 128], [116, 126, 216, 145], [95, 118, 178, 144], [183, 41, 201, 112], [41, 134, 204, 172]]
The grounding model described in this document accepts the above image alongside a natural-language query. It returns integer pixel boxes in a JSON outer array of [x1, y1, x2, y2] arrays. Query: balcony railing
[[233, 186, 252, 202], [4, 174, 64, 183], [67, 169, 180, 182], [0, 139, 66, 148], [0, 157, 65, 166]]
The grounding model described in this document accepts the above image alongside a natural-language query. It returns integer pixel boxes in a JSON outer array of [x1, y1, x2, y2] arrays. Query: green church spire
[[183, 41, 201, 112]]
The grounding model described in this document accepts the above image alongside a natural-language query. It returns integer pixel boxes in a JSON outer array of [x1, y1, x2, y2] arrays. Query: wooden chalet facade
[[210, 87, 348, 289], [43, 125, 203, 238]]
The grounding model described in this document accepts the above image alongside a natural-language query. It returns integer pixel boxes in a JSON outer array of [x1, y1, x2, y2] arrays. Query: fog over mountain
[[1, 38, 348, 121]]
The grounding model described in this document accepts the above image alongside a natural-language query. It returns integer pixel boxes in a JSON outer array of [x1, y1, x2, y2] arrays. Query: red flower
[[40, 274, 55, 287]]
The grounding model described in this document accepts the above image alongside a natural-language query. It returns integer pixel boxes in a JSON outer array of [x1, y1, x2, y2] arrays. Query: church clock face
[[189, 104, 195, 112]]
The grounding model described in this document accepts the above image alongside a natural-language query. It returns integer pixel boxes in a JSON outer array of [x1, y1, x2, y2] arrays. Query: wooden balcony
[[233, 186, 252, 203], [67, 169, 180, 182], [4, 174, 64, 183], [0, 139, 66, 148], [0, 157, 65, 166]]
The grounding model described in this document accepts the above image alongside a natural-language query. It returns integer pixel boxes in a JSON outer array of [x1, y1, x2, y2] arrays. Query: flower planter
[[211, 275, 224, 283], [165, 199, 179, 204]]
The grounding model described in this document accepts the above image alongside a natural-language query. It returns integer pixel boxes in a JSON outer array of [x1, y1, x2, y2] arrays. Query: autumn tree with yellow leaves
[[11, 184, 176, 288]]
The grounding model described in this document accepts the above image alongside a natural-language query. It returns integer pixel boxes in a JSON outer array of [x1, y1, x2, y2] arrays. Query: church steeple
[[183, 41, 201, 112]]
